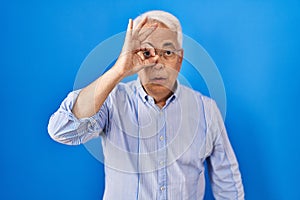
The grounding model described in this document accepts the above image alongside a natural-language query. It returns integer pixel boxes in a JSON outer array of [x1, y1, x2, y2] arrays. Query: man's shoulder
[[179, 85, 222, 123], [112, 80, 138, 92], [107, 80, 139, 101], [179, 84, 213, 104]]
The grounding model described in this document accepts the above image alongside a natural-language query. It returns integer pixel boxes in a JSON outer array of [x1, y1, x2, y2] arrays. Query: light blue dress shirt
[[48, 80, 244, 200]]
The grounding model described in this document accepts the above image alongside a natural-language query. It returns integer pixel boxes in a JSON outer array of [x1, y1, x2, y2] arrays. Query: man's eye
[[143, 51, 151, 58], [164, 50, 173, 56]]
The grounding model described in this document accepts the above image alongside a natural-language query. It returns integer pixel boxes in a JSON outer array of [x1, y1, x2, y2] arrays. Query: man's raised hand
[[114, 17, 159, 77]]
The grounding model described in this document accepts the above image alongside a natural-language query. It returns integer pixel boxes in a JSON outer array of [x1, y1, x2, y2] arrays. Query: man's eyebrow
[[162, 42, 176, 48]]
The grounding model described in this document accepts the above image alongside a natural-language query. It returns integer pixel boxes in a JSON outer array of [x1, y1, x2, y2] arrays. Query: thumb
[[145, 55, 159, 65]]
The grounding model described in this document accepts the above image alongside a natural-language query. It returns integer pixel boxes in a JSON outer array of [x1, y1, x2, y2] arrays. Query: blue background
[[1, 0, 299, 199]]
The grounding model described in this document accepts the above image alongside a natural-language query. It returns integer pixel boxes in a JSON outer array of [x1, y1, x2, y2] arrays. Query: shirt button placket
[[157, 110, 167, 200]]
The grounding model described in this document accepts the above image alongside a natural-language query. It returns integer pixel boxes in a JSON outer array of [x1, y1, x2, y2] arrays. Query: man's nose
[[153, 63, 164, 70]]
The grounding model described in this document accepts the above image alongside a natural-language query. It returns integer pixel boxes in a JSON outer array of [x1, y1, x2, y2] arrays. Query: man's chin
[[146, 83, 173, 94]]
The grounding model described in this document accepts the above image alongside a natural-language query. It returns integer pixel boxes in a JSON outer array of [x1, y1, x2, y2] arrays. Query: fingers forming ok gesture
[[116, 17, 159, 77]]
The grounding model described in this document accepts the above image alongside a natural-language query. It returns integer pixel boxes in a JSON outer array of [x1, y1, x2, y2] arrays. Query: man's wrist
[[110, 65, 127, 80]]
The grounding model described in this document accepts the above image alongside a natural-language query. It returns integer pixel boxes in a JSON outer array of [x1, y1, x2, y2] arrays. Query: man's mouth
[[150, 77, 167, 84]]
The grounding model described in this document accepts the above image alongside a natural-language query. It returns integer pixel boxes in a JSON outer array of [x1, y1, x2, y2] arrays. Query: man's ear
[[177, 49, 183, 63], [176, 49, 184, 70]]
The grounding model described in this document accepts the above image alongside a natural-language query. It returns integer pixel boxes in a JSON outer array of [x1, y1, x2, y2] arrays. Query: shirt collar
[[136, 78, 181, 104]]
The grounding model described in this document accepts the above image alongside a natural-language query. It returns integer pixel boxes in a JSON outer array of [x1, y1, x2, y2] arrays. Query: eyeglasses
[[141, 48, 182, 62]]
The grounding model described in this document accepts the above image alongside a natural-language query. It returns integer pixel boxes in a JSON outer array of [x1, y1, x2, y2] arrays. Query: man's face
[[137, 22, 183, 96]]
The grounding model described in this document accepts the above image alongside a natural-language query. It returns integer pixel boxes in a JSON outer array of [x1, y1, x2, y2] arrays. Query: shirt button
[[160, 186, 166, 191], [159, 161, 164, 166], [159, 135, 164, 141]]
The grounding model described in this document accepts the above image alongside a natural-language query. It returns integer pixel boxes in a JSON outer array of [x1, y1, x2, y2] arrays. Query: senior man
[[48, 10, 244, 200]]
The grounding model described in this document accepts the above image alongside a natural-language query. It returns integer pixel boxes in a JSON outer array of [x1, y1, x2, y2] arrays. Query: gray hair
[[133, 10, 183, 48]]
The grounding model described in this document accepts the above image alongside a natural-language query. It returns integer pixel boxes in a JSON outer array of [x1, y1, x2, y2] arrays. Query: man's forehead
[[141, 41, 176, 49]]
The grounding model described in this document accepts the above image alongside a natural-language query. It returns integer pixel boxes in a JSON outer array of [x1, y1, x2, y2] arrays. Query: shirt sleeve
[[204, 99, 245, 200], [47, 90, 109, 145]]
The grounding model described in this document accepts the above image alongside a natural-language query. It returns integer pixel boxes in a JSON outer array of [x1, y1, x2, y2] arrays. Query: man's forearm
[[72, 65, 125, 119], [72, 17, 157, 119]]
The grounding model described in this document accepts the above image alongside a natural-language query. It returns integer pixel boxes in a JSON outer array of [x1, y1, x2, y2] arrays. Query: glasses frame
[[141, 48, 182, 62]]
